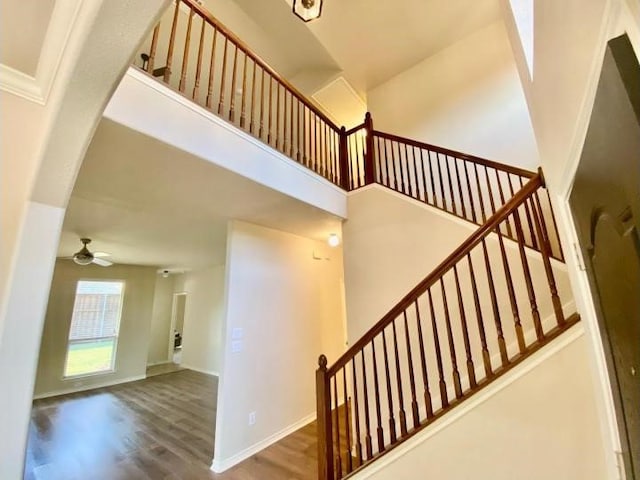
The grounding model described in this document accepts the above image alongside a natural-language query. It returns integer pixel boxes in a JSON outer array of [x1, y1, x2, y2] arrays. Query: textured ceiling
[[58, 119, 342, 270]]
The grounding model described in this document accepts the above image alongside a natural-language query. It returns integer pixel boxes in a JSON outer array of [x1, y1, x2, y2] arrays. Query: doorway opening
[[170, 292, 188, 366]]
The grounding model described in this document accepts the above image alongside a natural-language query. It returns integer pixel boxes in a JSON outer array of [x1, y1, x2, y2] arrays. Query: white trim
[[146, 360, 173, 367], [181, 364, 219, 377], [210, 412, 316, 473], [350, 324, 586, 479], [0, 0, 84, 104], [33, 374, 146, 400], [0, 66, 42, 103], [124, 68, 347, 198]]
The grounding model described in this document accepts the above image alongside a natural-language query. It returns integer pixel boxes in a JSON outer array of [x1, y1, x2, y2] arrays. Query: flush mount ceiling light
[[293, 0, 323, 22], [327, 233, 340, 247]]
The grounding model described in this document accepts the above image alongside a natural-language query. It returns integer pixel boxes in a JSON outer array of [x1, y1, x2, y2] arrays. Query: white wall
[[180, 264, 226, 375], [367, 21, 539, 170], [147, 274, 176, 365], [212, 220, 346, 471], [500, 0, 640, 475], [351, 328, 609, 480], [34, 261, 157, 398]]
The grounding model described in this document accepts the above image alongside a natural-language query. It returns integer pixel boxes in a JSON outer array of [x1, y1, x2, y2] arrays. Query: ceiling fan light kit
[[72, 238, 113, 267], [293, 0, 323, 22]]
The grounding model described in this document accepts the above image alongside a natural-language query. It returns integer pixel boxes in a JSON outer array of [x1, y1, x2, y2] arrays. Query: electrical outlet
[[248, 411, 256, 426], [231, 340, 243, 353]]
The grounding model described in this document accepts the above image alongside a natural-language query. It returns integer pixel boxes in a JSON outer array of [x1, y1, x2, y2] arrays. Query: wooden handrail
[[180, 0, 340, 133], [372, 130, 535, 179], [327, 174, 543, 376]]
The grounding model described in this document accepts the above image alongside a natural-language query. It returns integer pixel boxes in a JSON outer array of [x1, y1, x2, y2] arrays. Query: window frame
[[62, 279, 126, 379]]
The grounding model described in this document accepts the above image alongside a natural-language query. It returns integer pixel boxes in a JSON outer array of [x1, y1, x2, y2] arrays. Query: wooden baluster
[[228, 45, 239, 121], [436, 153, 447, 211], [249, 62, 257, 133], [381, 329, 396, 444], [259, 69, 265, 139], [275, 81, 281, 150], [378, 138, 387, 187], [239, 52, 248, 128], [314, 114, 320, 173], [298, 102, 304, 162], [178, 7, 193, 93], [147, 24, 160, 73], [495, 225, 526, 353], [267, 76, 273, 145], [404, 144, 414, 197], [333, 130, 339, 184], [453, 158, 468, 220], [384, 139, 394, 189], [324, 124, 330, 180], [206, 27, 218, 109], [402, 311, 420, 429], [464, 162, 477, 224], [481, 239, 508, 366], [316, 355, 334, 480], [443, 156, 457, 216], [426, 151, 437, 207], [360, 351, 373, 459], [483, 166, 497, 216], [289, 94, 294, 157], [474, 164, 487, 223], [417, 148, 428, 203], [307, 108, 312, 168], [370, 339, 385, 453], [394, 142, 405, 193], [217, 36, 229, 115], [440, 277, 463, 399], [355, 132, 363, 187], [411, 147, 421, 200], [495, 170, 514, 238], [427, 288, 448, 408], [192, 17, 206, 100], [531, 194, 565, 326], [414, 300, 433, 418], [351, 359, 363, 467], [342, 367, 353, 474], [391, 318, 408, 437], [519, 177, 538, 250], [333, 375, 342, 479], [164, 0, 181, 83], [467, 253, 492, 377], [453, 265, 476, 388], [302, 106, 308, 165], [513, 206, 544, 341]]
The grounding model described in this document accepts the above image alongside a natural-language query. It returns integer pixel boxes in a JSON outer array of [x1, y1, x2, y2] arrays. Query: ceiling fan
[[71, 238, 113, 267]]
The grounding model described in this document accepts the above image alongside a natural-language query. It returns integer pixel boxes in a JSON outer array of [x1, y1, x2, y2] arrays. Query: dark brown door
[[569, 34, 640, 480]]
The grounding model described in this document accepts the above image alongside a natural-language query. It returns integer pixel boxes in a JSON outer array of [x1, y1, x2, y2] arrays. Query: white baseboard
[[33, 374, 147, 400], [181, 363, 219, 377], [146, 360, 172, 367], [210, 412, 317, 473]]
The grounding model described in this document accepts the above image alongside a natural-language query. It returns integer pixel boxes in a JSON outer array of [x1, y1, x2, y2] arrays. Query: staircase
[[134, 3, 579, 479]]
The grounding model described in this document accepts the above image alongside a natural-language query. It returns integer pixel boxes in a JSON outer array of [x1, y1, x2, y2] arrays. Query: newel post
[[339, 126, 350, 190], [363, 112, 376, 185], [316, 354, 334, 480]]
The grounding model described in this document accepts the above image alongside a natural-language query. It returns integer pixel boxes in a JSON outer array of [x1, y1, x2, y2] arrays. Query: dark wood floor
[[25, 370, 317, 480]]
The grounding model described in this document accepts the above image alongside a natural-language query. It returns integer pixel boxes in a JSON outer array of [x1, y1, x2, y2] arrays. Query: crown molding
[[0, 0, 84, 105]]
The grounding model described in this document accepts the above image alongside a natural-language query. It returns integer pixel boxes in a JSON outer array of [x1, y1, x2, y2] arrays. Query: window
[[509, 0, 534, 80], [64, 280, 124, 378]]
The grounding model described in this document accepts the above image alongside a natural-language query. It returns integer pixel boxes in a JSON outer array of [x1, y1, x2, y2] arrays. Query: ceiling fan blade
[[93, 252, 111, 258], [92, 257, 113, 267]]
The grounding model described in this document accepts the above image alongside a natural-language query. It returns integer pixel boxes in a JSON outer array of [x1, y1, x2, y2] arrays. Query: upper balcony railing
[[137, 0, 343, 186], [134, 0, 564, 262]]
